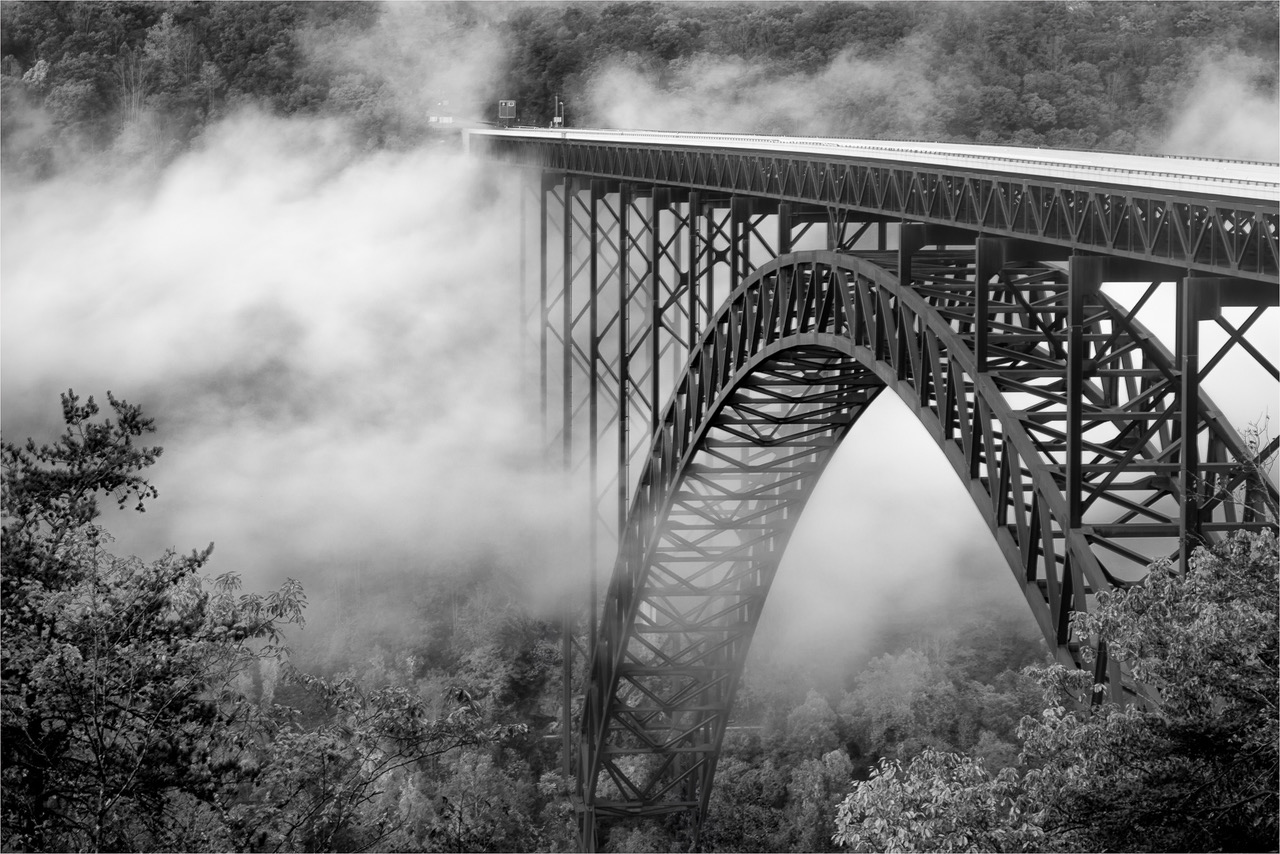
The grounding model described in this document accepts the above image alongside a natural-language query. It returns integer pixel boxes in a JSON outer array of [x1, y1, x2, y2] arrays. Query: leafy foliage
[[0, 394, 539, 853], [698, 612, 1044, 853], [225, 672, 525, 852], [1, 391, 306, 851], [833, 748, 1044, 853], [832, 530, 1280, 853], [1021, 530, 1280, 852]]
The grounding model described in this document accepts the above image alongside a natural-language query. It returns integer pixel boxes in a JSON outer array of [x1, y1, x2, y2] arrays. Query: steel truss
[[516, 170, 1278, 850], [577, 246, 1276, 846], [479, 134, 1279, 282]]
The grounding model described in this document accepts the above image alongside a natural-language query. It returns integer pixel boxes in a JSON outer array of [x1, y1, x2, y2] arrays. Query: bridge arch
[[579, 248, 1274, 838]]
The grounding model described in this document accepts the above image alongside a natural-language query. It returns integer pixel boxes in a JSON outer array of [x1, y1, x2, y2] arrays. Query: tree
[[780, 750, 853, 853], [832, 529, 1279, 853], [425, 748, 543, 852], [784, 689, 840, 760], [702, 755, 789, 852], [226, 672, 524, 852], [1019, 529, 1279, 852], [839, 649, 957, 760], [1, 391, 306, 852], [832, 748, 1044, 853]]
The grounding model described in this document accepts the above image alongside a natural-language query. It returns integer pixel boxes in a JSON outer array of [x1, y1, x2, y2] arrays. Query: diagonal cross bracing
[[476, 129, 1278, 281], [572, 248, 1276, 845], [505, 154, 1278, 849]]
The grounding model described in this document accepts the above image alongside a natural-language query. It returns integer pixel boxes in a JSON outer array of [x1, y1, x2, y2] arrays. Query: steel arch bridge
[[467, 129, 1279, 850]]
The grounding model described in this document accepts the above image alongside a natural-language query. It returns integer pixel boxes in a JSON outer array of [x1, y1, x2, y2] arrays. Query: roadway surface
[[468, 127, 1280, 202]]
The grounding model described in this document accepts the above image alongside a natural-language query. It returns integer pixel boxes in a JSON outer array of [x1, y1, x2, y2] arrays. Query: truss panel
[[480, 135, 1279, 282]]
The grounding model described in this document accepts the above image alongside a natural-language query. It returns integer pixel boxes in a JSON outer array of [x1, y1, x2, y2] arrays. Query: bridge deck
[[470, 128, 1279, 201], [469, 127, 1279, 282]]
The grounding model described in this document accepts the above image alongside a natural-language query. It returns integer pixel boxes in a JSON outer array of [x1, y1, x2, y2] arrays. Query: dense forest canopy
[[2, 2, 1278, 852], [0, 391, 1054, 852], [4, 394, 1275, 851], [2, 0, 1278, 178]]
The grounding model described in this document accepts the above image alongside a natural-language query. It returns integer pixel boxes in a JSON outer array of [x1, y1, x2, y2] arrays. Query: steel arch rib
[[580, 249, 1276, 829]]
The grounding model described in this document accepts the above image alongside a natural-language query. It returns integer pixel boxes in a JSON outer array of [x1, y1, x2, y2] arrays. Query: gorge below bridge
[[466, 127, 1279, 850]]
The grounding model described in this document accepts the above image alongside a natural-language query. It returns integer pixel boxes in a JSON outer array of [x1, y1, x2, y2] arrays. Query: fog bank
[[1, 109, 575, 617]]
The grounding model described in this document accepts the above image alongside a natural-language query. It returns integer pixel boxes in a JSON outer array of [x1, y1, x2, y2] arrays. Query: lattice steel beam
[[478, 135, 1278, 282]]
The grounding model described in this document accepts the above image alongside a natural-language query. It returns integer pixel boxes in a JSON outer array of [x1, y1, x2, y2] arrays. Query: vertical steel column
[[1067, 256, 1105, 531], [733, 202, 750, 279], [667, 191, 689, 394], [583, 181, 605, 854], [520, 173, 529, 380], [898, 223, 926, 290], [730, 196, 751, 291], [1070, 256, 1111, 527], [1066, 256, 1105, 665], [778, 202, 793, 256], [1178, 277, 1205, 569], [561, 174, 574, 783], [650, 188, 669, 435], [704, 198, 717, 320], [564, 175, 575, 470], [688, 192, 702, 348], [540, 174, 552, 441], [589, 179, 603, 669], [974, 238, 1007, 374], [618, 184, 632, 537]]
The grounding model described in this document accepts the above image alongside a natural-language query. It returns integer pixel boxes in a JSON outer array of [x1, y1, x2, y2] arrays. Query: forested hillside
[[2, 3, 1277, 852], [3, 392, 1053, 851], [2, 0, 1278, 178], [5, 394, 1275, 852], [499, 0, 1277, 156]]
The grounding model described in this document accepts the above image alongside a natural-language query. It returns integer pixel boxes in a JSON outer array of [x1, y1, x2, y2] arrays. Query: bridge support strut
[[515, 166, 1279, 851]]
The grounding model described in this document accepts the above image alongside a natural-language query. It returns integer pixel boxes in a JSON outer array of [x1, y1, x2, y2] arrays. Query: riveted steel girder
[[480, 135, 1279, 282]]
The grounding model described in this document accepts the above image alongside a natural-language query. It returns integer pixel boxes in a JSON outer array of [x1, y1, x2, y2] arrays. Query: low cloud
[[1160, 50, 1279, 161], [583, 34, 957, 140], [2, 108, 570, 614], [752, 395, 1027, 681], [299, 3, 506, 128], [1, 106, 1035, 675]]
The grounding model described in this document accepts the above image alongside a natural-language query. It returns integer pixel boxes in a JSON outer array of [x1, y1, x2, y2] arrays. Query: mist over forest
[[2, 3, 1277, 852]]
